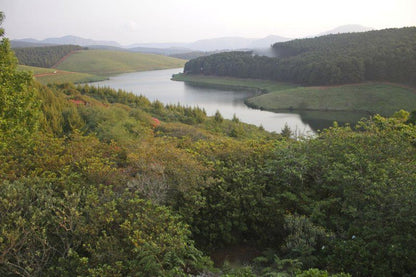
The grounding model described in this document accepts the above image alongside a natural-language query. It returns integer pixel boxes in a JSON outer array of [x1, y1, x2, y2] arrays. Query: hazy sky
[[1, 0, 415, 45]]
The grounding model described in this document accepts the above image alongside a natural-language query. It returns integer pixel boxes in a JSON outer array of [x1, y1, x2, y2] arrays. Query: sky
[[1, 0, 415, 45]]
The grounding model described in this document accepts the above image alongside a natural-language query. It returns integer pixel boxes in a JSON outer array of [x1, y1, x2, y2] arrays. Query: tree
[[281, 123, 293, 138], [0, 12, 41, 150], [214, 110, 224, 123]]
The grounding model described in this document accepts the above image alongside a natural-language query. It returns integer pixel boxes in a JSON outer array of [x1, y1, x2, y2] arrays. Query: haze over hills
[[11, 24, 373, 54]]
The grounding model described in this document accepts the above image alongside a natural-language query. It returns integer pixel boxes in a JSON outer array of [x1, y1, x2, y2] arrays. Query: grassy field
[[173, 74, 416, 116], [56, 49, 186, 76], [17, 65, 107, 85]]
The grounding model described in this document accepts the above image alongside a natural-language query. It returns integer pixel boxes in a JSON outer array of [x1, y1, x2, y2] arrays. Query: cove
[[94, 68, 315, 135]]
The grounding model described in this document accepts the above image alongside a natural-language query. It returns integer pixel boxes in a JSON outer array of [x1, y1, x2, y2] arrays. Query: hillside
[[17, 65, 107, 84], [56, 49, 186, 75], [184, 27, 416, 86]]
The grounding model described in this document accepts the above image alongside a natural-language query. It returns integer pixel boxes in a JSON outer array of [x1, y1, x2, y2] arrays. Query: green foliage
[[265, 115, 416, 276], [0, 19, 42, 150], [296, 268, 350, 277], [187, 139, 286, 249], [281, 214, 331, 269], [281, 123, 293, 138], [214, 110, 224, 123], [0, 178, 212, 276]]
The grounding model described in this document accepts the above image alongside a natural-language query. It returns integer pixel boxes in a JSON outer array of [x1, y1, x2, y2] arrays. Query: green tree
[[214, 110, 224, 123], [0, 12, 41, 149]]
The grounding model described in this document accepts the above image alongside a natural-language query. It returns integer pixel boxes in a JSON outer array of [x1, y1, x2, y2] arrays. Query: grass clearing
[[56, 49, 186, 76]]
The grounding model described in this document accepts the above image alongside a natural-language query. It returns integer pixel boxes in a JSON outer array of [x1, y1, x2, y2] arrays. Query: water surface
[[95, 68, 315, 134]]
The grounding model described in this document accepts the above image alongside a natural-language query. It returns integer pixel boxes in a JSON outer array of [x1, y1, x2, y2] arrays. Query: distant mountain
[[317, 24, 373, 36], [128, 35, 291, 52], [128, 46, 193, 56], [126, 42, 188, 49], [248, 35, 291, 48], [186, 35, 291, 51], [12, 35, 122, 48]]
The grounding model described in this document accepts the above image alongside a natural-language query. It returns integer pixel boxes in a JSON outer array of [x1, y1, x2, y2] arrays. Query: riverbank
[[172, 73, 416, 117], [172, 73, 296, 94]]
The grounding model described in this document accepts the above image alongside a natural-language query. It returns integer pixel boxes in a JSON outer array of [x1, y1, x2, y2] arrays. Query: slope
[[17, 65, 107, 84]]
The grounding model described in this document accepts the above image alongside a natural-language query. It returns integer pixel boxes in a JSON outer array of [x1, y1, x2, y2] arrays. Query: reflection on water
[[94, 68, 366, 134]]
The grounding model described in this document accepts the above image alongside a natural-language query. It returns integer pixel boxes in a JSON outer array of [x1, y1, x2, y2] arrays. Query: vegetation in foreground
[[2, 13, 416, 276]]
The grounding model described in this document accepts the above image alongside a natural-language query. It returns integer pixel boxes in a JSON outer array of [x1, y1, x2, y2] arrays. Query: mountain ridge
[[11, 24, 374, 53]]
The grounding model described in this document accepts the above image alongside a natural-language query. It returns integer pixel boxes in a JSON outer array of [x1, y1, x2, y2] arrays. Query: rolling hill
[[55, 49, 186, 75]]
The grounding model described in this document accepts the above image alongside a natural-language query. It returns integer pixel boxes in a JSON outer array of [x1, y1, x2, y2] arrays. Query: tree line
[[13, 44, 84, 68], [1, 13, 416, 276], [184, 27, 416, 86]]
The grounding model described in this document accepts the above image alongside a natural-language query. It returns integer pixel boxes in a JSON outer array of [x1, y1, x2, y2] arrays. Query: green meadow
[[56, 49, 186, 76]]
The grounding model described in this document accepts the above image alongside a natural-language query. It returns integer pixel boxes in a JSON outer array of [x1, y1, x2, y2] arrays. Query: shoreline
[[172, 73, 416, 116]]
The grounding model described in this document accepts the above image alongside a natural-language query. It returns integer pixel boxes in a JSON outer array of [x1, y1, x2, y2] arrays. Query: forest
[[1, 13, 416, 276], [13, 44, 84, 68], [184, 27, 416, 86]]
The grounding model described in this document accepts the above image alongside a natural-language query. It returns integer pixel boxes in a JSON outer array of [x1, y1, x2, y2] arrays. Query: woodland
[[184, 27, 416, 86], [1, 13, 416, 276]]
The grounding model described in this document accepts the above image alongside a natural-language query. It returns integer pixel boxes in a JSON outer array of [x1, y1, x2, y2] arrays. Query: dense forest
[[184, 27, 416, 86], [1, 13, 416, 276], [13, 44, 84, 68]]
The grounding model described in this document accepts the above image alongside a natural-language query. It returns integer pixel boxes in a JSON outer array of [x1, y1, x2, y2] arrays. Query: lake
[[94, 68, 316, 134]]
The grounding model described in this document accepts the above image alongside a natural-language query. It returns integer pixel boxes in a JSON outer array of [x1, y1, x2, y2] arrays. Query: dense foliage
[[1, 14, 416, 276], [13, 44, 83, 68], [184, 27, 416, 85]]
